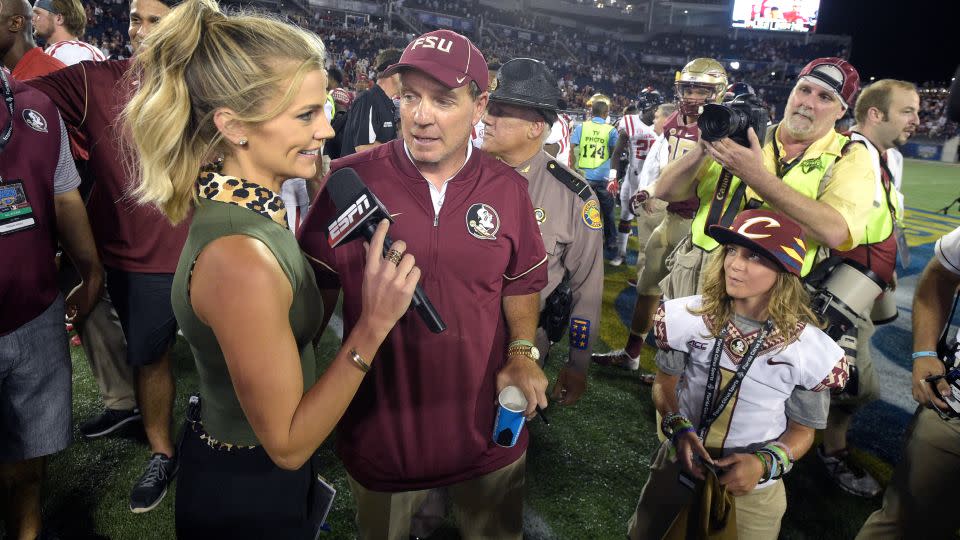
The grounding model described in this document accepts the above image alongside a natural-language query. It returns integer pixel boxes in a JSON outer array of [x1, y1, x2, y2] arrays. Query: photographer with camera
[[816, 80, 920, 498], [652, 58, 876, 300], [855, 225, 960, 538]]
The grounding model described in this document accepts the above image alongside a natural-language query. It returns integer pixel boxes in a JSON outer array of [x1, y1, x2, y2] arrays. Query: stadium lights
[[730, 61, 740, 70]]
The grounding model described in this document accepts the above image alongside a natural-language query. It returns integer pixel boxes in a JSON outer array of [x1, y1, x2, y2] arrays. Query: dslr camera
[[698, 94, 770, 147]]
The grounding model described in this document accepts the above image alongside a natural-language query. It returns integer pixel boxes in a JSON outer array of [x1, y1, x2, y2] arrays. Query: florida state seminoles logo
[[22, 109, 47, 133], [466, 203, 500, 240]]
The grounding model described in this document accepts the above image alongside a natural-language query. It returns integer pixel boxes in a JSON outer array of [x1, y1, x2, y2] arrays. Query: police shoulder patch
[[581, 199, 603, 230], [547, 160, 591, 201]]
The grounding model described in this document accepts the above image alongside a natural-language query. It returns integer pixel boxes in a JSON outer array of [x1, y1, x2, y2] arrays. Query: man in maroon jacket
[[26, 0, 186, 514], [0, 67, 101, 540], [299, 29, 548, 539]]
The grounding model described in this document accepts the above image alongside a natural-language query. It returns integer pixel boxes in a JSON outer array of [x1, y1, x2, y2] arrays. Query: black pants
[[591, 181, 617, 250], [175, 425, 318, 539]]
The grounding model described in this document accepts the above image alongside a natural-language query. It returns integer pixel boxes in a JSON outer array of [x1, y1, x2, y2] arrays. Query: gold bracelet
[[348, 348, 370, 373]]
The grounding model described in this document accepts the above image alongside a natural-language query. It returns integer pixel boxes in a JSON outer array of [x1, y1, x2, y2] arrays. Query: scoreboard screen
[[731, 0, 820, 33]]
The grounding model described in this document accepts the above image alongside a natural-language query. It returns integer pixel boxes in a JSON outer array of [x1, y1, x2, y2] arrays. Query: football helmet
[[724, 81, 757, 102], [636, 89, 664, 113], [586, 93, 611, 107], [674, 58, 727, 118]]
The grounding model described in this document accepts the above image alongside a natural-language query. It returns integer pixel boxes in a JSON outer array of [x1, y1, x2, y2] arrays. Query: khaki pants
[[659, 234, 713, 301], [628, 442, 786, 540], [636, 213, 692, 296], [634, 202, 668, 278], [856, 408, 960, 539], [347, 453, 525, 540], [77, 293, 135, 410]]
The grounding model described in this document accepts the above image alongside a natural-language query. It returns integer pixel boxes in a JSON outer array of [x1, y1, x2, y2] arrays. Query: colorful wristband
[[912, 351, 938, 360], [509, 339, 535, 349]]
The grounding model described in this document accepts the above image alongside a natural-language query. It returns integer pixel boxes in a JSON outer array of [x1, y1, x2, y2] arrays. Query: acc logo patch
[[22, 109, 47, 133], [581, 200, 603, 230], [534, 207, 546, 224], [466, 203, 500, 240]]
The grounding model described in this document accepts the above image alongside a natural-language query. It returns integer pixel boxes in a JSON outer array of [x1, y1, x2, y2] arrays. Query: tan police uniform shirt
[[514, 150, 605, 372]]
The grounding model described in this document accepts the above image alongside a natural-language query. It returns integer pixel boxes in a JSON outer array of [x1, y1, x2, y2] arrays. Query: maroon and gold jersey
[[660, 110, 700, 218]]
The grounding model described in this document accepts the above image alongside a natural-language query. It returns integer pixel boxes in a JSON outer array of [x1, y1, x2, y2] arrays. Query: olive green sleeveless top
[[172, 172, 324, 447]]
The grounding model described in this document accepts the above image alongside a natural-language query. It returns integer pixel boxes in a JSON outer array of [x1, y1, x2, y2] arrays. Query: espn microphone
[[323, 167, 446, 333]]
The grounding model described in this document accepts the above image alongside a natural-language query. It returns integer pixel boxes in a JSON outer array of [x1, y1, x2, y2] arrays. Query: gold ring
[[385, 248, 402, 266]]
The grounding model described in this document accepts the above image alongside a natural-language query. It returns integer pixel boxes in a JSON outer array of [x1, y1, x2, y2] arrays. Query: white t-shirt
[[936, 226, 960, 275], [45, 40, 106, 65]]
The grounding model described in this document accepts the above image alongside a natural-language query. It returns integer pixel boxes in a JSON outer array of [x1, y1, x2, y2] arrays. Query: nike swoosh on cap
[[456, 75, 466, 84]]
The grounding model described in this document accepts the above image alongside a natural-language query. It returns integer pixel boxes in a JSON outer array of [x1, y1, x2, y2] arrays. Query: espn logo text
[[410, 36, 453, 53], [328, 193, 373, 246]]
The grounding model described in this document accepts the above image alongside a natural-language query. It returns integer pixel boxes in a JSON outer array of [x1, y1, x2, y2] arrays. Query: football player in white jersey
[[609, 89, 663, 266], [544, 99, 573, 166], [627, 209, 848, 539], [32, 0, 105, 65]]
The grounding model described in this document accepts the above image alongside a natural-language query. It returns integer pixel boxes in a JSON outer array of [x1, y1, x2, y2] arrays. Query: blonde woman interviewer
[[123, 1, 420, 536]]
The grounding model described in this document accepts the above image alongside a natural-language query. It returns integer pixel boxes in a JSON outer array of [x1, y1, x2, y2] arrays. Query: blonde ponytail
[[123, 0, 326, 224]]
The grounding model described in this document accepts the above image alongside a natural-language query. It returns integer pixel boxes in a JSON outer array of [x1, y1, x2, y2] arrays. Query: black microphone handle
[[362, 222, 447, 333]]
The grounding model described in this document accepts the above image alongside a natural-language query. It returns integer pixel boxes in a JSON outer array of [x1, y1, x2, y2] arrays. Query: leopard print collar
[[197, 172, 288, 228]]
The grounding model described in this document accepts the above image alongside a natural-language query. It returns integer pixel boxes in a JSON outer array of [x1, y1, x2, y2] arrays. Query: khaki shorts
[[627, 441, 786, 540], [636, 213, 691, 296]]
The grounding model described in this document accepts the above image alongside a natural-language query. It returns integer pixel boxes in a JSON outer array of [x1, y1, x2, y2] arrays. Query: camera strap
[[697, 320, 773, 441], [705, 168, 748, 237]]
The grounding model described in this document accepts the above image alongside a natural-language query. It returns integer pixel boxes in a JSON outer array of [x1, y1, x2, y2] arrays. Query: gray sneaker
[[129, 453, 178, 513], [817, 445, 881, 497]]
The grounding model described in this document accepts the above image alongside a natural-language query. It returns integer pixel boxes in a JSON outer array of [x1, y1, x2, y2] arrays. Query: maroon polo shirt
[[299, 139, 548, 491], [26, 59, 188, 273]]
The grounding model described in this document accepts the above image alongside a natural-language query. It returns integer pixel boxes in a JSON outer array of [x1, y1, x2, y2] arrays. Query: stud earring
[[238, 138, 248, 146]]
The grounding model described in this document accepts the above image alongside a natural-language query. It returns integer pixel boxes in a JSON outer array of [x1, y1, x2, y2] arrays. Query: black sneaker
[[79, 408, 142, 439], [129, 453, 178, 513]]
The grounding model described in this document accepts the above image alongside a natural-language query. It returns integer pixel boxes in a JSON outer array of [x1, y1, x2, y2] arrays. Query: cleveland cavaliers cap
[[382, 29, 487, 90], [709, 209, 807, 277], [797, 57, 860, 109], [33, 0, 61, 14]]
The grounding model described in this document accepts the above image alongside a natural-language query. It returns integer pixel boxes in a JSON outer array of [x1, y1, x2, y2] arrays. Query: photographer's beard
[[782, 105, 817, 140]]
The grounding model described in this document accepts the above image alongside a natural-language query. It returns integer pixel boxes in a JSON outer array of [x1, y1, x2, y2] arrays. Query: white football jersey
[[545, 114, 572, 167], [620, 114, 657, 174], [655, 296, 847, 488], [45, 40, 106, 65], [471, 119, 485, 149]]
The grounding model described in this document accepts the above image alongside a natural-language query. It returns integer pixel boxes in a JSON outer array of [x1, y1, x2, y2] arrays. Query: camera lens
[[699, 104, 738, 142]]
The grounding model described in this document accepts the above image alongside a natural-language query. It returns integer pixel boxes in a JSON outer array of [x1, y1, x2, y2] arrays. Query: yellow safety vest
[[690, 131, 850, 276], [576, 121, 614, 170]]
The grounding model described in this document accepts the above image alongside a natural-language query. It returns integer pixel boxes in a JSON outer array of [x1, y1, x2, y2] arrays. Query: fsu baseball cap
[[709, 209, 807, 277], [382, 30, 487, 90], [797, 57, 860, 109]]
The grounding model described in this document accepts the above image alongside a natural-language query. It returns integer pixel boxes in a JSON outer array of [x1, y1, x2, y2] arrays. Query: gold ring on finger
[[385, 248, 402, 266]]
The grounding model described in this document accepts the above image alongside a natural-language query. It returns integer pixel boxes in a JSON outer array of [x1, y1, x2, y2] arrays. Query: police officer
[[571, 93, 618, 253], [482, 58, 605, 405]]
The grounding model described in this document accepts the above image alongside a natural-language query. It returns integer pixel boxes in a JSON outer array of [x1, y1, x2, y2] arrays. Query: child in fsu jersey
[[627, 209, 849, 540]]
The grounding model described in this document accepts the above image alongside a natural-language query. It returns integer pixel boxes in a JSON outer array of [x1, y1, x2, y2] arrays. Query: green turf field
[[6, 159, 958, 539]]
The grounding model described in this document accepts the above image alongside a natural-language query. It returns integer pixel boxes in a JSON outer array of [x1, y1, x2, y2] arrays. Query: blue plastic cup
[[493, 386, 527, 448]]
